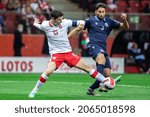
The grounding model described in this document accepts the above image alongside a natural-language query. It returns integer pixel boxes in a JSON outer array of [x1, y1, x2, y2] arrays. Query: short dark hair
[[95, 2, 107, 10], [51, 10, 64, 19]]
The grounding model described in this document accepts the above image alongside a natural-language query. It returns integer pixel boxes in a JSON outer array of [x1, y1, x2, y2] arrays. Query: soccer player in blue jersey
[[69, 2, 129, 96], [84, 3, 129, 95]]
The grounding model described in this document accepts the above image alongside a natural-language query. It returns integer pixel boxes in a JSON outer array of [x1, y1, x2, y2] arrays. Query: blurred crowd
[[70, 0, 150, 13], [127, 41, 150, 73], [0, 0, 150, 73], [0, 0, 150, 34], [0, 0, 55, 34]]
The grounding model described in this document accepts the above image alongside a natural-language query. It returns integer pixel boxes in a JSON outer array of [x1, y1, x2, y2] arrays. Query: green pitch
[[0, 73, 150, 100]]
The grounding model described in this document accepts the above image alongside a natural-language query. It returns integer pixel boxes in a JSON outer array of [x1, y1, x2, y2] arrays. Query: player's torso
[[87, 16, 113, 43], [89, 17, 112, 33], [42, 20, 71, 54], [43, 21, 68, 40], [86, 16, 114, 52]]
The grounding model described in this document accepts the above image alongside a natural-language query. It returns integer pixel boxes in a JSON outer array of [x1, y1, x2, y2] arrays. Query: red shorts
[[49, 51, 81, 68]]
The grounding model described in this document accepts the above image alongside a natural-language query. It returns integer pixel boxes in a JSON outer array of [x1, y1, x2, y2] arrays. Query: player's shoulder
[[62, 18, 73, 23], [104, 16, 112, 21], [61, 19, 73, 26], [85, 16, 95, 24], [41, 21, 50, 27], [63, 18, 72, 22], [105, 16, 120, 23], [86, 16, 95, 21], [41, 20, 49, 24]]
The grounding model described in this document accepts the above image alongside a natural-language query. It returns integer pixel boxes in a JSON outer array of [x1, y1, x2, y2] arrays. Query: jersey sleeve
[[33, 22, 44, 31], [64, 19, 85, 28], [110, 19, 121, 29], [84, 19, 90, 30]]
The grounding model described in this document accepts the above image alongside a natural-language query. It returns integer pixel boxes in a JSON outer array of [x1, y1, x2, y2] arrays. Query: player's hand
[[121, 13, 127, 20], [76, 24, 84, 31], [34, 18, 41, 24]]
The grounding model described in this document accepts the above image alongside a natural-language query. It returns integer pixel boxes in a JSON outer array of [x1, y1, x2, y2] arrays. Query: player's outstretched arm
[[68, 24, 84, 38], [120, 13, 129, 29], [33, 18, 43, 30]]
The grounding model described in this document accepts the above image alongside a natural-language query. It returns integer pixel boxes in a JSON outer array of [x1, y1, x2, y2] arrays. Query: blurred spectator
[[0, 0, 6, 11], [0, 13, 5, 33], [25, 4, 36, 34], [15, 14, 27, 33], [144, 43, 150, 73], [128, 42, 147, 73], [143, 3, 150, 13], [107, 0, 117, 12], [13, 24, 25, 56], [38, 0, 54, 19], [38, 0, 49, 12], [79, 31, 90, 57], [35, 7, 45, 33], [30, 0, 39, 12], [4, 0, 21, 12], [14, 0, 21, 13]]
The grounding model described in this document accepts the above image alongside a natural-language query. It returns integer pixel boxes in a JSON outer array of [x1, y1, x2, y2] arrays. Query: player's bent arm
[[120, 19, 129, 29], [68, 24, 84, 38], [33, 18, 43, 30], [120, 13, 129, 29], [77, 20, 85, 26]]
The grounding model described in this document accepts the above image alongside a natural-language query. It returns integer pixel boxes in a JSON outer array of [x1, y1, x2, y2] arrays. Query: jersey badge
[[59, 25, 62, 29], [105, 23, 109, 27], [53, 30, 58, 35]]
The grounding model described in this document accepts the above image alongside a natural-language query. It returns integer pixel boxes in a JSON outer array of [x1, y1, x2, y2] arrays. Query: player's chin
[[98, 17, 103, 19]]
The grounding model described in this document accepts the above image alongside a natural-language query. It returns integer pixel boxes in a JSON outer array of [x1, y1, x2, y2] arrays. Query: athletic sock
[[32, 73, 48, 91], [89, 69, 105, 82], [89, 80, 100, 90], [89, 64, 104, 90]]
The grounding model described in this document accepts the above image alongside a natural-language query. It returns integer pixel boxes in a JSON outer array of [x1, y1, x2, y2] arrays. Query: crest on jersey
[[95, 22, 98, 25], [53, 30, 58, 35], [59, 25, 62, 29], [105, 23, 109, 27]]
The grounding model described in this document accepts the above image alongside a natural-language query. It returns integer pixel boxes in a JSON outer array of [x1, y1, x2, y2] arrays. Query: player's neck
[[96, 16, 105, 21], [49, 19, 59, 27]]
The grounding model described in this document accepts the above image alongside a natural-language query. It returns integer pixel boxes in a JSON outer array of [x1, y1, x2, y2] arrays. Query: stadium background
[[0, 0, 150, 100]]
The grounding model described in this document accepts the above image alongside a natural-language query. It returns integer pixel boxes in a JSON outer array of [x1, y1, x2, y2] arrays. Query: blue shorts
[[87, 44, 111, 69]]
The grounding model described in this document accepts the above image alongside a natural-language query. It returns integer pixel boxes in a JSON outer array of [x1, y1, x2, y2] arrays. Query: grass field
[[0, 73, 150, 100]]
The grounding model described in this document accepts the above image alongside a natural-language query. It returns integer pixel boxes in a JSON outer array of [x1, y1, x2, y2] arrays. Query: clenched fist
[[121, 13, 127, 20]]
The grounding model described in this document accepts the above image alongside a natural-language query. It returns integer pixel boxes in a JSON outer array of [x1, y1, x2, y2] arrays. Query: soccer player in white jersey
[[29, 10, 108, 98]]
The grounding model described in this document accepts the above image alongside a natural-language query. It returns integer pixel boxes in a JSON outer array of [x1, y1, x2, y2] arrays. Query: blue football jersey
[[85, 16, 120, 53]]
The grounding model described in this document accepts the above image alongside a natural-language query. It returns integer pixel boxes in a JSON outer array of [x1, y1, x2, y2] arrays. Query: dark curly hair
[[51, 10, 64, 19], [95, 3, 107, 10]]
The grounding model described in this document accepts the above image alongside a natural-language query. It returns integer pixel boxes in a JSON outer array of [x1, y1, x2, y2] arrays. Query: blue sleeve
[[111, 19, 120, 29], [84, 19, 90, 30], [72, 20, 77, 27]]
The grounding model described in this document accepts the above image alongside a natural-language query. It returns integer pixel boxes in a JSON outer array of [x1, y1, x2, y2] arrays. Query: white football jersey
[[34, 19, 85, 55]]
